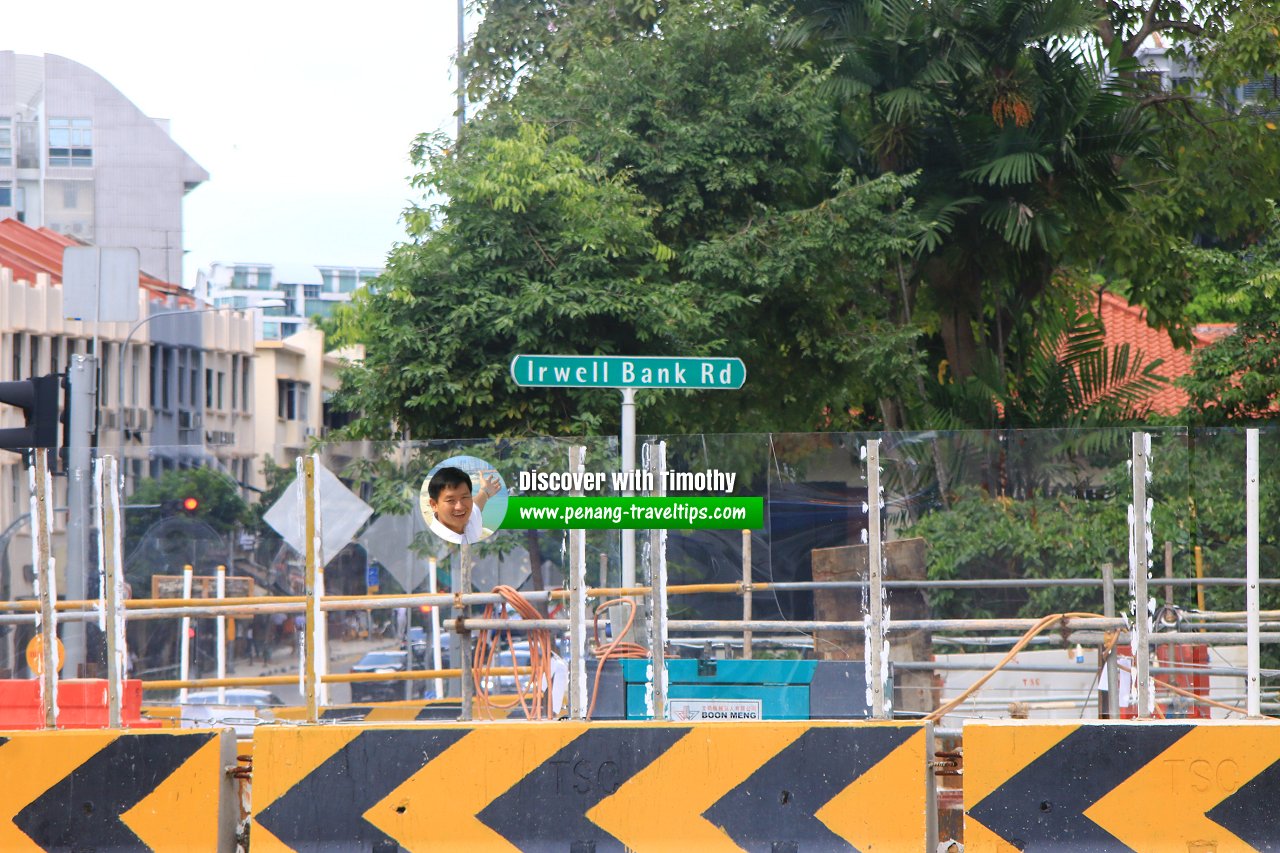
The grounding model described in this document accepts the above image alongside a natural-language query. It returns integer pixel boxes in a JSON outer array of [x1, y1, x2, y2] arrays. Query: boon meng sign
[[510, 355, 746, 390]]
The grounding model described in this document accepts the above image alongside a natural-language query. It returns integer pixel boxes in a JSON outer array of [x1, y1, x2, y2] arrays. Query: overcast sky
[[9, 0, 460, 286]]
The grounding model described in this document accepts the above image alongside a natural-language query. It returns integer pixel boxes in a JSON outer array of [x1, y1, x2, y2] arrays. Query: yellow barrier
[[251, 720, 932, 852], [0, 728, 236, 850], [964, 720, 1280, 852]]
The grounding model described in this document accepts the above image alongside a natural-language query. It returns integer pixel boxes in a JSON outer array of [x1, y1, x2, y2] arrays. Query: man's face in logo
[[429, 482, 474, 534]]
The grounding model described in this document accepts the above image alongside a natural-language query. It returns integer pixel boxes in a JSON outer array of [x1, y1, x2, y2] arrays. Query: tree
[[123, 467, 251, 597], [787, 0, 1159, 399], [331, 0, 922, 438], [1178, 209, 1280, 423], [126, 467, 250, 545]]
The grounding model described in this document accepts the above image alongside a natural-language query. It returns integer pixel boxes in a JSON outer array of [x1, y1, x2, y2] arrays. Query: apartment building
[[0, 52, 207, 283], [0, 220, 254, 597], [197, 261, 380, 340]]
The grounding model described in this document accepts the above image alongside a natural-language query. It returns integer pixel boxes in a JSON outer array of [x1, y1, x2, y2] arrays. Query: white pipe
[[429, 556, 443, 699], [1247, 428, 1260, 717], [215, 564, 226, 704], [621, 388, 637, 589], [1130, 432, 1153, 717], [31, 450, 58, 727], [97, 456, 127, 728], [866, 439, 888, 719], [178, 565, 193, 703]]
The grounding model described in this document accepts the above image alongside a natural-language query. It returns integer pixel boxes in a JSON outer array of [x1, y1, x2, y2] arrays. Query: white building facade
[[197, 262, 380, 340], [0, 52, 207, 282]]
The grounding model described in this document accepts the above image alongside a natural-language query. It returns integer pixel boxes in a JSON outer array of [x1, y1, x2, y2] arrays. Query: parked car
[[180, 688, 284, 737], [349, 650, 412, 702]]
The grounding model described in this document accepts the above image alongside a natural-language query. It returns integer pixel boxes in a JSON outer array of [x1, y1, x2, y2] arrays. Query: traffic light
[[161, 496, 201, 515], [0, 374, 61, 451]]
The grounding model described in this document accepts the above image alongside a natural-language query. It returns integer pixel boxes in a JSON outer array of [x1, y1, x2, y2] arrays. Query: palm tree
[[788, 0, 1158, 389]]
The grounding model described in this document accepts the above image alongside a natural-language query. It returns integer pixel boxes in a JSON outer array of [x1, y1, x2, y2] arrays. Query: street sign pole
[[621, 388, 636, 589], [510, 352, 747, 619]]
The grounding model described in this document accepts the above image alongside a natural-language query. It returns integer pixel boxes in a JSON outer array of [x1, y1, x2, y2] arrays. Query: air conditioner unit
[[121, 409, 135, 429], [177, 410, 194, 430], [101, 411, 118, 430]]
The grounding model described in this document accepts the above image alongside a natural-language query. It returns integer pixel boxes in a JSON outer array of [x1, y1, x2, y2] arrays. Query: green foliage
[[126, 467, 250, 539], [789, 0, 1159, 389], [333, 0, 922, 438], [921, 287, 1169, 430], [328, 121, 699, 438], [905, 427, 1280, 626]]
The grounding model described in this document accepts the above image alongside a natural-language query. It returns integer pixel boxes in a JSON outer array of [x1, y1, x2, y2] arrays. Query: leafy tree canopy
[[330, 0, 922, 437]]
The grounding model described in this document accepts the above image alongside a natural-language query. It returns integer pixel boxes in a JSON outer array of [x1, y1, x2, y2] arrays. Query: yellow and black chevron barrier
[[0, 729, 237, 851], [965, 720, 1280, 852], [251, 720, 932, 851]]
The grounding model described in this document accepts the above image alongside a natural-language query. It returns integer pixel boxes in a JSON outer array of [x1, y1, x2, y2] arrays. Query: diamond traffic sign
[[264, 462, 373, 567]]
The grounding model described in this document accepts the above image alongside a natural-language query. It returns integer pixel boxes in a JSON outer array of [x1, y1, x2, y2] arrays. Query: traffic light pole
[[63, 355, 96, 677]]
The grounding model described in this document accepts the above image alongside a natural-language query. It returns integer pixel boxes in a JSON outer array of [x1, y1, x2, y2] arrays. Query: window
[[230, 355, 239, 410], [241, 360, 251, 411], [160, 347, 173, 409], [0, 183, 10, 208], [11, 333, 23, 380], [48, 118, 93, 167], [217, 372, 225, 409], [0, 118, 10, 166], [177, 352, 186, 404], [277, 380, 310, 421], [206, 368, 214, 408], [303, 284, 321, 299]]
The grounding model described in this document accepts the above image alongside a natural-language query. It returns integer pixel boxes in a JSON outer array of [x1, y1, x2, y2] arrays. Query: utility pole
[[457, 0, 466, 142], [64, 355, 96, 677]]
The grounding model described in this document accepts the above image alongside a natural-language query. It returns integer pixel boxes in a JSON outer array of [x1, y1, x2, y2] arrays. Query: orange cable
[[586, 598, 647, 720]]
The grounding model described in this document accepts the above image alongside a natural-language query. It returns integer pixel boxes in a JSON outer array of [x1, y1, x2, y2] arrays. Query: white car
[[180, 688, 284, 737]]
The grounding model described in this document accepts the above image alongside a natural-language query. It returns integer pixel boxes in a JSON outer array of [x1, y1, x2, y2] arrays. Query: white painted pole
[[178, 564, 193, 704], [458, 543, 473, 721], [215, 564, 227, 704], [1247, 428, 1260, 717], [568, 445, 588, 719], [647, 441, 668, 720], [429, 556, 444, 699], [31, 450, 58, 728], [97, 455, 127, 728], [1130, 432, 1153, 718], [866, 439, 888, 719], [621, 388, 637, 589]]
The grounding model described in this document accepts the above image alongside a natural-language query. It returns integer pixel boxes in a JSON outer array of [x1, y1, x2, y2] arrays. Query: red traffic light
[[181, 497, 199, 512]]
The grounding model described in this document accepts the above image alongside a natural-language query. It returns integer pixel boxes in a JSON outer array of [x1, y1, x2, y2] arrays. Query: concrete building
[[252, 327, 351, 468], [197, 262, 380, 340], [0, 219, 255, 599], [0, 52, 207, 282]]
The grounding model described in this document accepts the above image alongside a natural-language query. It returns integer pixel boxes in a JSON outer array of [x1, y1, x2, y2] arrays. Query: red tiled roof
[[0, 217, 191, 304], [1093, 290, 1225, 415]]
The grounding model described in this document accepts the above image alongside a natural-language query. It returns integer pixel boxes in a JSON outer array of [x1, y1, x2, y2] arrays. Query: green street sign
[[510, 355, 746, 389]]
